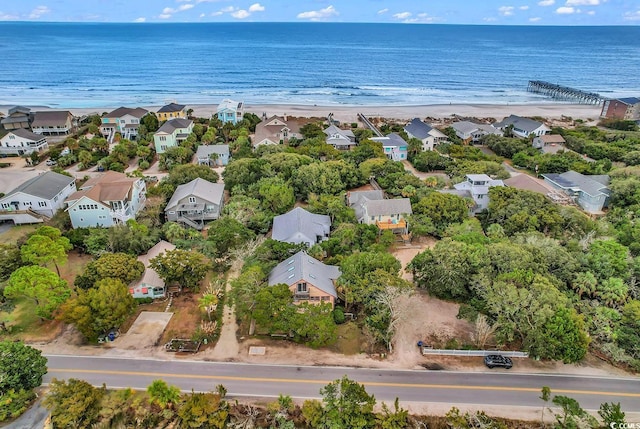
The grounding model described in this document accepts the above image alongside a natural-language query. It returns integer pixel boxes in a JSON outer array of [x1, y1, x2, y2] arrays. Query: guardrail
[[421, 348, 529, 358]]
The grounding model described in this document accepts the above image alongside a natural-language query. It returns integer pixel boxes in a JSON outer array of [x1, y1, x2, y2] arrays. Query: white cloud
[[624, 10, 640, 20], [377, 8, 389, 14], [0, 12, 19, 20], [566, 0, 600, 5], [403, 12, 438, 23], [556, 6, 576, 13], [249, 3, 265, 12], [538, 0, 555, 5], [211, 11, 223, 16], [297, 5, 339, 20], [220, 6, 235, 12], [483, 17, 497, 22], [162, 7, 174, 14], [498, 6, 515, 16], [232, 9, 250, 18], [587, 10, 595, 14], [134, 17, 146, 22], [159, 13, 172, 18], [529, 16, 542, 21], [392, 11, 412, 19], [199, 13, 205, 17], [520, 5, 529, 10], [160, 3, 193, 17], [178, 3, 194, 11], [29, 5, 51, 19]]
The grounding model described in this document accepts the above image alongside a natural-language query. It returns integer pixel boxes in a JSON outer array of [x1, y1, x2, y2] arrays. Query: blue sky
[[1, 0, 639, 25]]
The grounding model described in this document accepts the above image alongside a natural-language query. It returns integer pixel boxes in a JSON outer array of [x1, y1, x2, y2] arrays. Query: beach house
[[542, 171, 610, 214], [533, 134, 566, 150], [493, 115, 550, 138], [253, 115, 303, 146], [195, 144, 230, 166], [451, 121, 502, 144], [324, 124, 356, 150], [0, 106, 31, 130], [216, 99, 243, 125], [153, 118, 194, 154], [100, 107, 149, 142], [371, 133, 409, 161], [65, 171, 146, 228], [0, 129, 49, 156], [600, 97, 640, 121], [156, 103, 187, 121], [268, 251, 340, 307], [272, 207, 331, 247], [31, 111, 74, 135], [347, 190, 412, 234], [0, 171, 76, 224], [129, 240, 176, 299], [404, 118, 448, 151], [452, 174, 505, 213], [164, 178, 225, 230]]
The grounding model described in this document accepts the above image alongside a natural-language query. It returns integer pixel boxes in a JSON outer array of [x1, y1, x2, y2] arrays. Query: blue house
[[542, 171, 610, 214], [371, 133, 408, 161], [65, 171, 146, 228], [216, 99, 244, 125]]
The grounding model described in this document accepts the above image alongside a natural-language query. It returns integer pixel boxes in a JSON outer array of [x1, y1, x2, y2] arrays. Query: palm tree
[[199, 294, 219, 321]]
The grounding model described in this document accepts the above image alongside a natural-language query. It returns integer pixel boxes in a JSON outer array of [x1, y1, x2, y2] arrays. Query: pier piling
[[527, 80, 603, 105]]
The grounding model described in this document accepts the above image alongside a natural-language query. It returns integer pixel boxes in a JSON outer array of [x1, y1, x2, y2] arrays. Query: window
[[477, 194, 485, 199], [188, 196, 196, 204], [297, 283, 307, 293], [38, 201, 47, 207], [1, 203, 9, 209]]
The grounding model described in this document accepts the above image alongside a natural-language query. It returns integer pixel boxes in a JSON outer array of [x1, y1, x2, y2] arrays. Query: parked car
[[484, 354, 512, 369], [45, 159, 57, 166]]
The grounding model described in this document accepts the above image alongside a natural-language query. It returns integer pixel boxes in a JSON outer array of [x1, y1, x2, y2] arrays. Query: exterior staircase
[[177, 216, 202, 230]]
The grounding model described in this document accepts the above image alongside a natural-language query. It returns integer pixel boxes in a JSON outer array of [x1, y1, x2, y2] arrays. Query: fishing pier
[[527, 80, 603, 105]]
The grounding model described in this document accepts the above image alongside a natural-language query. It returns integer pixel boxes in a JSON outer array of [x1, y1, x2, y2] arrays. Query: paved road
[[44, 355, 640, 412]]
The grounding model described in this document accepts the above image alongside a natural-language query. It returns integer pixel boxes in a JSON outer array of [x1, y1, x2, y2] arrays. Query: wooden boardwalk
[[527, 80, 603, 105]]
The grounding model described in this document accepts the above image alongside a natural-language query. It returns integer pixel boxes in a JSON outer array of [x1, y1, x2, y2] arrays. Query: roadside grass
[[331, 321, 362, 355], [0, 224, 38, 244], [57, 251, 92, 285]]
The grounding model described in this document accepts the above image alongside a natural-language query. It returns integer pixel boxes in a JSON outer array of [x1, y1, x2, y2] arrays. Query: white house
[[404, 118, 447, 151], [453, 174, 504, 213], [65, 171, 146, 228], [195, 144, 230, 166], [0, 171, 76, 223], [100, 107, 149, 142], [324, 124, 356, 150], [0, 129, 49, 156], [493, 115, 551, 138], [451, 121, 503, 143]]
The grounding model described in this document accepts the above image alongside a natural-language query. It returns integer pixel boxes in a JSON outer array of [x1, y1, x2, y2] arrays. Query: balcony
[[376, 219, 407, 231]]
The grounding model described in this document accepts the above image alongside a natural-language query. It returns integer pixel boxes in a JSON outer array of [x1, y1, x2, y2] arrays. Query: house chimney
[[284, 113, 287, 122]]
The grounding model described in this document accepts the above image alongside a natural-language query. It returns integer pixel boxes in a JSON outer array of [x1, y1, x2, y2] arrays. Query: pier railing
[[527, 80, 603, 105]]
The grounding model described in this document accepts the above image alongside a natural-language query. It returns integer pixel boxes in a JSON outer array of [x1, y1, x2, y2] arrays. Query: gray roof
[[196, 144, 229, 158], [542, 171, 610, 197], [272, 207, 331, 246], [372, 133, 407, 148], [440, 189, 473, 200], [404, 118, 433, 139], [8, 128, 46, 142], [616, 97, 640, 105], [494, 115, 544, 133], [451, 121, 499, 136], [8, 106, 30, 115], [347, 190, 385, 221], [157, 103, 186, 113], [105, 107, 149, 119], [157, 118, 193, 134], [324, 124, 355, 139], [165, 178, 225, 211], [134, 240, 176, 289], [268, 251, 340, 298], [31, 111, 72, 127], [2, 171, 74, 200], [364, 198, 413, 217]]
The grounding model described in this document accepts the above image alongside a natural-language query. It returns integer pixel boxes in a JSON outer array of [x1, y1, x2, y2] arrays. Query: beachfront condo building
[[216, 99, 243, 125], [153, 118, 194, 154]]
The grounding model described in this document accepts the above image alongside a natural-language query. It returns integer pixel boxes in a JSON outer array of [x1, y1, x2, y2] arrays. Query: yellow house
[[156, 103, 187, 121]]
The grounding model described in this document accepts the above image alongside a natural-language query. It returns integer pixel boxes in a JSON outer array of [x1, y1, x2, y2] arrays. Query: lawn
[[331, 321, 363, 355], [0, 296, 63, 342], [0, 224, 38, 244]]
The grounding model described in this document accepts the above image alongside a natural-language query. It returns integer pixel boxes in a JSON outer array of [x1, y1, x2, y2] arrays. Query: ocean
[[0, 22, 638, 108]]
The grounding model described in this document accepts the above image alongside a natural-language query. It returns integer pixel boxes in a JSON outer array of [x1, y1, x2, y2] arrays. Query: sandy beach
[[0, 103, 603, 125]]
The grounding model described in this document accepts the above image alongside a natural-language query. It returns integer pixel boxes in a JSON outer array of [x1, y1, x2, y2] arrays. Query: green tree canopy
[[44, 378, 105, 429], [5, 266, 71, 320], [74, 252, 145, 289], [318, 376, 376, 429], [20, 226, 72, 275], [60, 278, 136, 341], [149, 249, 209, 291], [0, 341, 48, 392]]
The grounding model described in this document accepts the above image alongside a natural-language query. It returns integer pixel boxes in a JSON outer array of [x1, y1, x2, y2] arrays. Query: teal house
[[372, 133, 408, 161], [65, 171, 146, 228], [216, 99, 244, 125]]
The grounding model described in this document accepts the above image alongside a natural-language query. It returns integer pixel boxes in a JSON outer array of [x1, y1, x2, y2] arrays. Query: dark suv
[[484, 354, 513, 369]]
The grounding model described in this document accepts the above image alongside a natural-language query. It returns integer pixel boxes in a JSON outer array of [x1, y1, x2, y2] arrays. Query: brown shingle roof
[[67, 171, 138, 204], [105, 107, 149, 119], [31, 111, 72, 127]]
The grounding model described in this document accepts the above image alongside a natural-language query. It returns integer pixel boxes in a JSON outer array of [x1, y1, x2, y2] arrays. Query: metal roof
[[2, 171, 74, 200], [268, 251, 340, 298], [494, 115, 545, 133], [165, 178, 224, 211], [272, 207, 331, 246], [404, 118, 433, 139]]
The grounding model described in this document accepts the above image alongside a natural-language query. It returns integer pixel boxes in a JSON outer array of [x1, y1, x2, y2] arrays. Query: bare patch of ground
[[112, 311, 173, 350]]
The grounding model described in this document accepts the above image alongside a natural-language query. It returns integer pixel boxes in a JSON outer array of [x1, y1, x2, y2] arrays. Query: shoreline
[[0, 102, 603, 124]]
